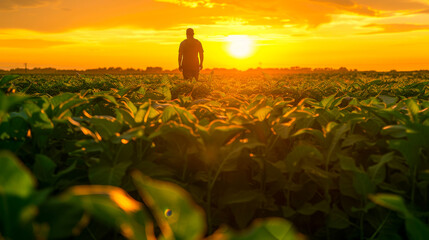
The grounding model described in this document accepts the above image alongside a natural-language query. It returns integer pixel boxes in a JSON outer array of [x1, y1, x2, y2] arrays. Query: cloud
[[416, 8, 429, 13], [155, 0, 216, 8], [0, 0, 59, 10], [0, 0, 232, 32], [156, 0, 428, 28], [315, 0, 429, 11], [0, 0, 428, 33], [0, 38, 72, 48], [362, 23, 429, 34], [312, 0, 354, 7], [198, 0, 339, 27], [354, 0, 428, 11], [311, 0, 379, 16]]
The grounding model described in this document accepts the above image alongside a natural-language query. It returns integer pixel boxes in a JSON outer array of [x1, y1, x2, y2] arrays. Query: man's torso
[[180, 38, 203, 70]]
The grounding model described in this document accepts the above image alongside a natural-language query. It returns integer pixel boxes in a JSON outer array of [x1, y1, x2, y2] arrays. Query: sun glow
[[226, 35, 254, 58]]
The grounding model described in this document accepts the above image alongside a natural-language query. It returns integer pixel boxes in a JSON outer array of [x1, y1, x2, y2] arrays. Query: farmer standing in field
[[178, 28, 204, 80]]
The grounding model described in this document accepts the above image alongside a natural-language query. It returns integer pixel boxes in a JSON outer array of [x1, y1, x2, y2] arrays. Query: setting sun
[[226, 35, 254, 59]]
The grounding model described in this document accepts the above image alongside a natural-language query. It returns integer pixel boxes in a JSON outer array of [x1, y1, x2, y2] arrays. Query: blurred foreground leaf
[[132, 171, 206, 240]]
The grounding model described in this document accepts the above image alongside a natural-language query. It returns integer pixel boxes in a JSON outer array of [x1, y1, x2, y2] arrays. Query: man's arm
[[178, 52, 183, 72], [199, 51, 204, 70], [178, 42, 183, 72], [199, 42, 204, 70]]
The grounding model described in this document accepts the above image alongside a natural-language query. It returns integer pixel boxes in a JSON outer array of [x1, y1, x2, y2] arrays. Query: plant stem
[[360, 212, 364, 240], [411, 165, 417, 204], [86, 228, 97, 240], [368, 212, 390, 240], [182, 154, 188, 181], [206, 151, 235, 234], [326, 226, 330, 240], [207, 186, 213, 234]]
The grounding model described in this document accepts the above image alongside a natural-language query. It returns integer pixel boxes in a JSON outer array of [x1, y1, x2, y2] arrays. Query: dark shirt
[[179, 38, 203, 70]]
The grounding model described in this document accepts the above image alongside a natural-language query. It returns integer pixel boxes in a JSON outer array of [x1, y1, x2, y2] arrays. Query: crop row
[[1, 74, 429, 239]]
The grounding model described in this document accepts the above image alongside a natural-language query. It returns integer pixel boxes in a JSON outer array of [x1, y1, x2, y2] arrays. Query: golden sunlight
[[226, 35, 254, 59]]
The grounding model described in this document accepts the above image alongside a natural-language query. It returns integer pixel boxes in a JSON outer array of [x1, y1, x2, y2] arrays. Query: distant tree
[[145, 67, 163, 73]]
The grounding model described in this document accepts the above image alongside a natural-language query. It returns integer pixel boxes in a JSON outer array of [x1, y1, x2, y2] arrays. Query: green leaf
[[91, 95, 118, 105], [27, 103, 54, 148], [136, 86, 146, 96], [339, 172, 358, 197], [89, 116, 122, 140], [381, 125, 407, 138], [339, 155, 361, 172], [0, 151, 35, 197], [419, 170, 429, 181], [339, 155, 375, 196], [88, 161, 131, 186], [0, 152, 36, 239], [285, 144, 324, 173], [0, 75, 20, 86], [207, 122, 246, 146], [405, 217, 429, 240], [368, 152, 395, 184], [292, 128, 324, 143], [55, 97, 87, 119], [161, 105, 178, 123], [342, 134, 370, 148], [63, 185, 152, 240], [273, 118, 295, 139], [388, 139, 420, 170], [320, 93, 336, 109], [33, 154, 56, 182], [221, 140, 265, 166], [132, 172, 206, 240], [378, 95, 397, 106], [0, 114, 29, 149], [156, 85, 172, 100], [327, 206, 350, 229], [133, 161, 176, 179], [50, 92, 76, 109], [353, 172, 376, 197], [370, 194, 429, 240], [161, 105, 196, 126], [116, 86, 134, 97], [253, 106, 273, 121], [325, 123, 349, 161], [209, 218, 299, 240], [31, 110, 54, 130], [0, 95, 30, 118], [68, 118, 100, 141], [0, 195, 36, 239], [231, 202, 259, 229], [114, 126, 147, 143], [406, 99, 420, 123], [116, 108, 136, 127], [369, 194, 411, 217], [219, 190, 264, 206], [297, 200, 330, 215], [135, 101, 160, 124], [149, 123, 200, 155], [36, 200, 85, 239]]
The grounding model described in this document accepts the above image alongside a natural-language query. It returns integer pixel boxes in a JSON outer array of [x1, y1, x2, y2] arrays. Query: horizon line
[[1, 66, 429, 73]]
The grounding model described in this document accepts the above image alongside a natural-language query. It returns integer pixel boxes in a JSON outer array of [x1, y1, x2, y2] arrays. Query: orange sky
[[1, 0, 429, 70]]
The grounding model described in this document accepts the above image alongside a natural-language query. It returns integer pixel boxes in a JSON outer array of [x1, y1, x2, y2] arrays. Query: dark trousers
[[183, 68, 199, 80]]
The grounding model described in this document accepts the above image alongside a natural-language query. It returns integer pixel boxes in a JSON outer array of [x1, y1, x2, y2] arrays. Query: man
[[178, 28, 204, 80]]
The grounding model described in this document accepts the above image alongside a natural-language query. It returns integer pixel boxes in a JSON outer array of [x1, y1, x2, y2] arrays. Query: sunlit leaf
[[132, 172, 206, 240]]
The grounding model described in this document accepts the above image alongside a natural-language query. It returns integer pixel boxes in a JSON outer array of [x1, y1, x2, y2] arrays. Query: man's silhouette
[[179, 28, 204, 80]]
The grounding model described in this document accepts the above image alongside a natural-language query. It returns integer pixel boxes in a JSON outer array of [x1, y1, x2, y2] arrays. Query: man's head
[[186, 28, 194, 38]]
